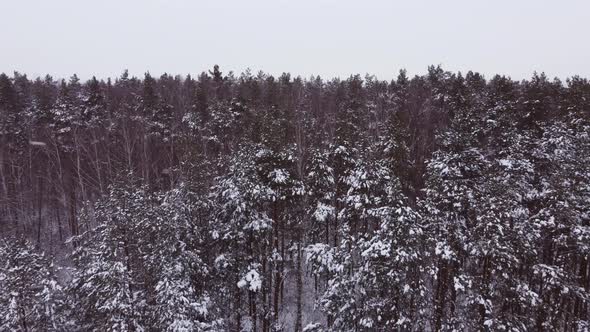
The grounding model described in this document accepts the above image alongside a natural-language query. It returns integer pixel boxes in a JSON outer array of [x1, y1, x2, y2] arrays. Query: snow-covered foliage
[[1, 67, 590, 330], [69, 181, 215, 331], [0, 238, 69, 331]]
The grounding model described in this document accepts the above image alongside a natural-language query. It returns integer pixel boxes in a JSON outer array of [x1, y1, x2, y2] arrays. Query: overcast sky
[[1, 0, 589, 81]]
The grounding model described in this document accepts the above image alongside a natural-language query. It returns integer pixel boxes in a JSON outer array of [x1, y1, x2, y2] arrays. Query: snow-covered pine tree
[[69, 178, 215, 331], [421, 72, 492, 331], [211, 144, 274, 331], [0, 238, 69, 331], [523, 76, 590, 330], [316, 151, 427, 331]]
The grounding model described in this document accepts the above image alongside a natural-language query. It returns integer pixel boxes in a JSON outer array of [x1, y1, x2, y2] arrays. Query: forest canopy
[[0, 66, 589, 331]]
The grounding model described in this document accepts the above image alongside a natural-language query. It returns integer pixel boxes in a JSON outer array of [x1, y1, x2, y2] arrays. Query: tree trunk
[[36, 175, 43, 246], [434, 261, 448, 332], [294, 241, 303, 332], [236, 286, 242, 332], [68, 176, 78, 246]]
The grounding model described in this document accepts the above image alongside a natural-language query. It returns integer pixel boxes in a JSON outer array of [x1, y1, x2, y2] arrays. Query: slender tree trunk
[[55, 198, 63, 243], [273, 202, 281, 325], [0, 148, 7, 235], [68, 174, 78, 246], [434, 261, 448, 332], [250, 290, 257, 332], [262, 234, 272, 332], [236, 289, 242, 331], [75, 134, 87, 202], [123, 125, 134, 171], [280, 212, 285, 305], [169, 136, 175, 189], [295, 241, 303, 332], [0, 148, 8, 211], [143, 135, 150, 187], [36, 175, 43, 246], [92, 130, 104, 193]]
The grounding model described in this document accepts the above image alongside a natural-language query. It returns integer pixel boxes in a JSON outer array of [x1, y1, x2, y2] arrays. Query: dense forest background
[[0, 65, 589, 331]]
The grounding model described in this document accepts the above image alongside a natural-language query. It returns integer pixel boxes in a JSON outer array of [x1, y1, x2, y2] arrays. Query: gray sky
[[1, 0, 589, 81]]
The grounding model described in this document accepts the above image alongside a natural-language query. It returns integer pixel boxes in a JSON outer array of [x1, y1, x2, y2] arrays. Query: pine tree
[[69, 178, 215, 331], [211, 145, 274, 330], [0, 238, 69, 331], [0, 73, 26, 155]]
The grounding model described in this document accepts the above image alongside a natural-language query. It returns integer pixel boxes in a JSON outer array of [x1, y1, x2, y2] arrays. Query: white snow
[[238, 269, 262, 292]]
